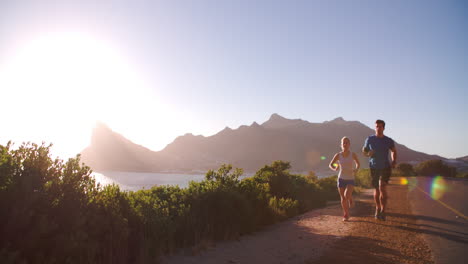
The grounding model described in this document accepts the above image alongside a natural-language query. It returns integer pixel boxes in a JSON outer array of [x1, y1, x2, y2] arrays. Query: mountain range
[[80, 114, 444, 174]]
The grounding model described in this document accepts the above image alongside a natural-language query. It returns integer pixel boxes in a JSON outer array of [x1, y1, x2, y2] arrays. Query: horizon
[[1, 0, 467, 159]]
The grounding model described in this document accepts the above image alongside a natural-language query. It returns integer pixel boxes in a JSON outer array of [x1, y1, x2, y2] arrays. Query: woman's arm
[[329, 153, 340, 171]]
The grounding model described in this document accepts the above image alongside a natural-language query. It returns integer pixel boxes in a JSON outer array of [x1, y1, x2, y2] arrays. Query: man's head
[[375, 119, 385, 136]]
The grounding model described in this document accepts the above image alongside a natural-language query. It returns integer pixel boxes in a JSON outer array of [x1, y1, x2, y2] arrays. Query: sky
[[1, 0, 467, 160]]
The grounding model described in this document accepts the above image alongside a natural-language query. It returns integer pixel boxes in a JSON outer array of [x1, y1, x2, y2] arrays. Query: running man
[[362, 119, 397, 221]]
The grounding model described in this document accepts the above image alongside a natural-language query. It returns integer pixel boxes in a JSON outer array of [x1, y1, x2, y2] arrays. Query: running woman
[[329, 136, 360, 221]]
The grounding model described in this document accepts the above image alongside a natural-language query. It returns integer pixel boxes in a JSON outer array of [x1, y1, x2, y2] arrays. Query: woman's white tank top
[[338, 152, 354, 180]]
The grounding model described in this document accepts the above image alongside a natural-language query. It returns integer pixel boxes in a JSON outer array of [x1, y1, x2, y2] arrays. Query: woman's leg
[[345, 184, 354, 208], [338, 187, 348, 220]]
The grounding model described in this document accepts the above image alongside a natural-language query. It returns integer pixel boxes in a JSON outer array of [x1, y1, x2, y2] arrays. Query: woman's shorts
[[337, 178, 355, 188]]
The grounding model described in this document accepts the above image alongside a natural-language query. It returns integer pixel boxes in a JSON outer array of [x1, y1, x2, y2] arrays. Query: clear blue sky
[[1, 0, 467, 159]]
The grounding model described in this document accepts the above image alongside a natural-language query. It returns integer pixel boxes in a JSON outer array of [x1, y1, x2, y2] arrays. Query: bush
[[396, 163, 416, 176], [238, 177, 274, 228], [316, 175, 339, 201], [268, 197, 299, 219], [0, 142, 102, 263], [415, 159, 457, 177], [456, 171, 468, 179], [253, 161, 326, 212], [0, 142, 335, 263], [355, 168, 373, 188], [187, 183, 252, 242]]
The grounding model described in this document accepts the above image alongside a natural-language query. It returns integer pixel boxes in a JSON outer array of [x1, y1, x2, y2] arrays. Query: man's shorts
[[370, 168, 391, 188], [337, 178, 355, 188]]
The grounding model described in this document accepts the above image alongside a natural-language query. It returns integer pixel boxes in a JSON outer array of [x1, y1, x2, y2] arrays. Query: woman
[[329, 137, 360, 221]]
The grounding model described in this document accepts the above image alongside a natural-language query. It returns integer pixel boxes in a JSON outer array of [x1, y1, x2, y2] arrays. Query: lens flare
[[399, 177, 409, 185], [320, 156, 326, 160], [431, 176, 448, 200], [333, 163, 338, 168], [400, 177, 419, 192], [407, 177, 418, 191]]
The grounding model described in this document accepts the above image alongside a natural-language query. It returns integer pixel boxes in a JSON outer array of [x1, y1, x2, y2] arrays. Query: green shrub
[[415, 159, 457, 177], [396, 163, 416, 176], [253, 161, 326, 212], [355, 169, 372, 188], [317, 175, 340, 201], [238, 177, 274, 228], [268, 196, 299, 219], [0, 142, 102, 263], [0, 142, 337, 263]]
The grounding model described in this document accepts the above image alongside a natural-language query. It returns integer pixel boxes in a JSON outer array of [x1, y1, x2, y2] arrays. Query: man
[[362, 119, 397, 221]]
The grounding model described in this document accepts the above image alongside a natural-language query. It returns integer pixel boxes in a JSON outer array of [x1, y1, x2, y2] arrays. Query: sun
[[0, 31, 157, 159]]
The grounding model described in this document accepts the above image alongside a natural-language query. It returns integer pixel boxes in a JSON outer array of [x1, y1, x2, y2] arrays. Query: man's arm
[[362, 148, 374, 157], [362, 137, 373, 157], [390, 146, 397, 168]]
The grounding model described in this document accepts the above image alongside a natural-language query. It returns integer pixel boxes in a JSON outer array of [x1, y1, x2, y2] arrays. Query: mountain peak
[[261, 113, 289, 128], [91, 122, 114, 144], [93, 121, 111, 132], [324, 117, 347, 124], [262, 113, 306, 129], [331, 117, 345, 122], [269, 113, 287, 122]]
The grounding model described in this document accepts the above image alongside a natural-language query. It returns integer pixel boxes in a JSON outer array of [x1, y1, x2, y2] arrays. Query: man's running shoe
[[380, 212, 386, 221]]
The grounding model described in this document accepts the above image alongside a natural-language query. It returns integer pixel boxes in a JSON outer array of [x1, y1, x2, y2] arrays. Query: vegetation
[[456, 171, 468, 179], [355, 168, 373, 188], [5, 142, 462, 263], [395, 163, 416, 176], [0, 142, 337, 263], [414, 159, 457, 178], [357, 160, 465, 180], [316, 175, 340, 200]]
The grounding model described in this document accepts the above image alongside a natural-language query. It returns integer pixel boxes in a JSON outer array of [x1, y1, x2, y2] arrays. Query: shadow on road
[[307, 235, 403, 264], [387, 212, 466, 227], [394, 225, 468, 244], [389, 220, 468, 236]]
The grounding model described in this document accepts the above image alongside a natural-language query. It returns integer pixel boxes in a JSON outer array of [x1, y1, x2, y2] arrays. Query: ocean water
[[92, 171, 252, 191], [92, 170, 334, 191]]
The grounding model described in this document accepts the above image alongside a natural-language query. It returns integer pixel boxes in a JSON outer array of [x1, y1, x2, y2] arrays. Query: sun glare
[[0, 31, 162, 159]]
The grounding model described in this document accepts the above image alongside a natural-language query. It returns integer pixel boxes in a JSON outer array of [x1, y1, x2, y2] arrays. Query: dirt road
[[162, 180, 434, 264]]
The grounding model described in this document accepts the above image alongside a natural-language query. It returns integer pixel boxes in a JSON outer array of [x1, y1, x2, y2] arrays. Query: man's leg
[[371, 169, 381, 217], [379, 180, 388, 213], [378, 168, 391, 220], [374, 187, 381, 216]]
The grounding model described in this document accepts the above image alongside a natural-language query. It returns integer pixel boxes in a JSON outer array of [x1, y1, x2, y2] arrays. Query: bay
[[92, 170, 334, 191], [92, 171, 252, 191]]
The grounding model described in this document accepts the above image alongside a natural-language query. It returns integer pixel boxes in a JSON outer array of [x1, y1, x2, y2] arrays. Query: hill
[[81, 114, 443, 173]]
